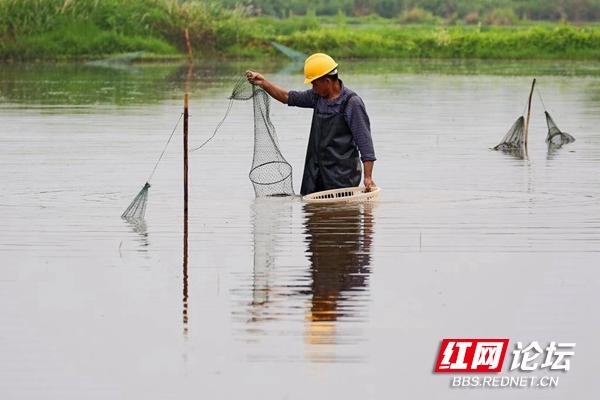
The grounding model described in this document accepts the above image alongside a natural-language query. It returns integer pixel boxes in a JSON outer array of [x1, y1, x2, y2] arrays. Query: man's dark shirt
[[288, 81, 376, 162]]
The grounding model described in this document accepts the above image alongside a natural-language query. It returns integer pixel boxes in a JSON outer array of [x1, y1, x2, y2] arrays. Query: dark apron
[[300, 94, 362, 196]]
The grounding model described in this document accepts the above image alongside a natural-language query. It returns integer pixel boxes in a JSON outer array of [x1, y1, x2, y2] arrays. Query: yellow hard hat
[[303, 53, 338, 84]]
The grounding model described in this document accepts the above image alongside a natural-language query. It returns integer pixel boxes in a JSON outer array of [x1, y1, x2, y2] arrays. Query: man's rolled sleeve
[[346, 96, 376, 162], [288, 89, 317, 108]]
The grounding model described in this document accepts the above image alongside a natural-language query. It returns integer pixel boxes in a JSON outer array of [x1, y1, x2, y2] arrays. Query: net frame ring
[[248, 161, 293, 186], [302, 186, 380, 204]]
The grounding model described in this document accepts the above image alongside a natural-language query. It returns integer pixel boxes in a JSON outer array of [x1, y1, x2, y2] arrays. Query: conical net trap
[[493, 116, 525, 152], [229, 78, 294, 197], [545, 111, 575, 146], [122, 182, 150, 219]]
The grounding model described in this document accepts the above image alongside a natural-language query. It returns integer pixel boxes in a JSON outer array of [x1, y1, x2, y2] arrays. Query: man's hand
[[364, 177, 376, 192], [246, 70, 265, 87], [245, 71, 289, 104], [363, 160, 375, 192]]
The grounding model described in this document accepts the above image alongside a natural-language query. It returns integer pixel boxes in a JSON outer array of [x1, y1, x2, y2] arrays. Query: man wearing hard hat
[[246, 53, 376, 195]]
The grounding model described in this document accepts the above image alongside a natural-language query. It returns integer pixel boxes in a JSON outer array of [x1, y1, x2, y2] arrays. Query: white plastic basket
[[302, 186, 380, 204]]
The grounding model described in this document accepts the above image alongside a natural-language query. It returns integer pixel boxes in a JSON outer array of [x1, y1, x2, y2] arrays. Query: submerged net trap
[[121, 182, 150, 219], [493, 80, 576, 155], [493, 116, 525, 152], [493, 79, 536, 155], [545, 111, 575, 146], [537, 86, 575, 147]]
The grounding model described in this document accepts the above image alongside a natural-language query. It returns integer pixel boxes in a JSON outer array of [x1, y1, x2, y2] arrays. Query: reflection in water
[[123, 217, 149, 250], [243, 199, 375, 362], [504, 147, 528, 160], [547, 142, 563, 159], [249, 198, 294, 321], [183, 213, 189, 336], [303, 203, 374, 352], [547, 142, 575, 159], [0, 63, 178, 106], [494, 145, 529, 160], [85, 51, 145, 70], [0, 61, 261, 106]]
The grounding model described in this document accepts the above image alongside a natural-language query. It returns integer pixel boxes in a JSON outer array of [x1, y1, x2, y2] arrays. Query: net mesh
[[230, 78, 294, 197], [493, 116, 525, 152], [545, 111, 575, 146], [122, 182, 150, 219]]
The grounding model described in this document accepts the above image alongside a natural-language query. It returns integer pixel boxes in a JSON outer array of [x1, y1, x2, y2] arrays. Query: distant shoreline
[[2, 0, 600, 62]]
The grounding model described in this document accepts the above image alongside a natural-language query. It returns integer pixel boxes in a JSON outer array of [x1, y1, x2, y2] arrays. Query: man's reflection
[[304, 203, 374, 346], [245, 199, 375, 358]]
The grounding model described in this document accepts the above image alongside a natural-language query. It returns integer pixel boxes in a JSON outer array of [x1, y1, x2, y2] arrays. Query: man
[[246, 53, 376, 195]]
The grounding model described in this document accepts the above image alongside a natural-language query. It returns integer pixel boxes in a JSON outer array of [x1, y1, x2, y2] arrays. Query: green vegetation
[[222, 0, 600, 21], [276, 23, 600, 60], [0, 0, 249, 60], [2, 0, 600, 61]]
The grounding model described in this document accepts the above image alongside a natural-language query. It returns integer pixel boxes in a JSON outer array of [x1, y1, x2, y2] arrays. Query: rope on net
[[121, 114, 182, 219]]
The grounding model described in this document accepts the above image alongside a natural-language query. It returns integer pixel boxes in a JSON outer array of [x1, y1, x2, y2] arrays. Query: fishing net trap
[[225, 78, 295, 197], [493, 79, 536, 154], [545, 111, 575, 146], [122, 113, 183, 219], [493, 116, 526, 153], [122, 75, 295, 219], [493, 78, 575, 154]]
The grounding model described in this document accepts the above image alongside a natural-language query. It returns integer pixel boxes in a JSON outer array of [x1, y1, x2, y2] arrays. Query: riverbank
[[2, 0, 600, 61]]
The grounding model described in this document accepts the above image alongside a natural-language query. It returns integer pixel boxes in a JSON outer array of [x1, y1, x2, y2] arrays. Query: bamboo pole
[[183, 28, 192, 336], [524, 78, 536, 148], [183, 92, 189, 335], [182, 28, 192, 336], [184, 94, 189, 215]]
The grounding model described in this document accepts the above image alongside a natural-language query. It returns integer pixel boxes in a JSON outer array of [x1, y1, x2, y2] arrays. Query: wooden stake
[[183, 93, 189, 335], [184, 93, 189, 213], [182, 29, 193, 336], [524, 78, 536, 148]]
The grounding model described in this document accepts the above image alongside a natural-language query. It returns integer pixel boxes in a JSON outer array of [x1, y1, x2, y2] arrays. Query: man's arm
[[246, 70, 288, 104], [345, 96, 377, 192], [363, 161, 376, 192]]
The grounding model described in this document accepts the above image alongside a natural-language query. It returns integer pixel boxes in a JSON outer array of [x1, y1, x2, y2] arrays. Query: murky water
[[1, 60, 599, 399]]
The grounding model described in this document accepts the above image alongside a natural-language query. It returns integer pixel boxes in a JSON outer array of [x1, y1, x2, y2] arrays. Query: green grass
[[0, 0, 238, 60], [2, 0, 600, 61], [271, 24, 600, 60], [0, 21, 176, 60]]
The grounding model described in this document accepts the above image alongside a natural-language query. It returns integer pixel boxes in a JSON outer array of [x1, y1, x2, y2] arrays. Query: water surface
[[1, 60, 599, 399]]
